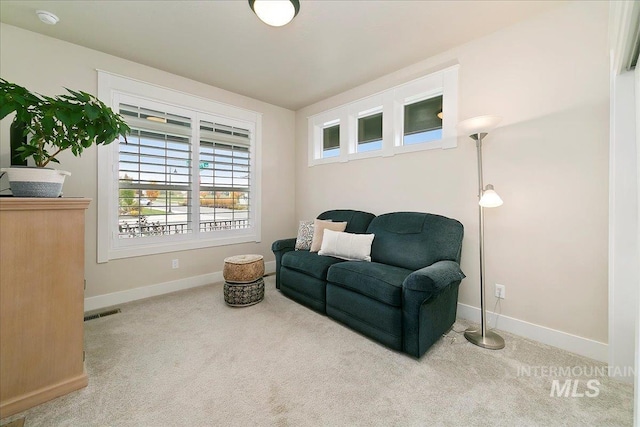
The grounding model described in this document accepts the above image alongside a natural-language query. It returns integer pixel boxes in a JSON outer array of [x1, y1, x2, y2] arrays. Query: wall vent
[[84, 308, 121, 321]]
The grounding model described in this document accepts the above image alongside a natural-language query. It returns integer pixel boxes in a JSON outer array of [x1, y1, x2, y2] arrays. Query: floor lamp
[[458, 115, 505, 350]]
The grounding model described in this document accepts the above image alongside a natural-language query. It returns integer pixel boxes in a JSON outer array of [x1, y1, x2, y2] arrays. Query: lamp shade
[[458, 115, 502, 136], [479, 184, 503, 208], [249, 0, 300, 27]]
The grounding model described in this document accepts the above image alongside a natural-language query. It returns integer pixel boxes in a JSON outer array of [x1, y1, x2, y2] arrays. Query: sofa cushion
[[326, 284, 402, 351], [280, 268, 328, 313], [281, 250, 344, 280], [367, 212, 464, 271], [317, 209, 376, 234], [327, 261, 413, 307]]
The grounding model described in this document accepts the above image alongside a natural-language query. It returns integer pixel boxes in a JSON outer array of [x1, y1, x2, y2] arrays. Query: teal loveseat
[[271, 209, 465, 358]]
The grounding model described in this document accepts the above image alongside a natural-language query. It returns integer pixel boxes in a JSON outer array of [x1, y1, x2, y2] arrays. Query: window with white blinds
[[97, 71, 261, 262], [199, 121, 251, 232], [118, 104, 193, 238]]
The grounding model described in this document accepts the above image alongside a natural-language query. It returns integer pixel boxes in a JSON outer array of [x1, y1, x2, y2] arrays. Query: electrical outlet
[[172, 259, 179, 269], [495, 284, 505, 299]]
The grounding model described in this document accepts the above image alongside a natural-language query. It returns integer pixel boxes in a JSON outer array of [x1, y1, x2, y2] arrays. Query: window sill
[[308, 137, 459, 167], [102, 230, 260, 262]]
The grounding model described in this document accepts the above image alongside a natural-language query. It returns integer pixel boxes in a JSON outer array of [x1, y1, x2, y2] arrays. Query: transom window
[[357, 111, 383, 153], [322, 122, 340, 158], [403, 95, 443, 145], [308, 65, 458, 166]]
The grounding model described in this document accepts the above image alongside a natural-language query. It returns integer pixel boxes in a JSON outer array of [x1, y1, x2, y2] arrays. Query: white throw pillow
[[318, 229, 375, 262]]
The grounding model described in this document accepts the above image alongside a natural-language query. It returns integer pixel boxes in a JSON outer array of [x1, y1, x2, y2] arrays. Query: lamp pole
[[458, 115, 505, 350], [463, 133, 504, 349], [477, 133, 489, 341]]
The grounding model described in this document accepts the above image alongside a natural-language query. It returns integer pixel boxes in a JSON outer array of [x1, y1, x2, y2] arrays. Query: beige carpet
[[1, 276, 633, 426]]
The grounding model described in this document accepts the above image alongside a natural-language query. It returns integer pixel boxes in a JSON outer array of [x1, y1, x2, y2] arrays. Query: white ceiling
[[0, 1, 566, 111]]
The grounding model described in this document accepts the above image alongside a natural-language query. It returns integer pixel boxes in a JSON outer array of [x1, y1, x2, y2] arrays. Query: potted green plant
[[0, 78, 130, 197]]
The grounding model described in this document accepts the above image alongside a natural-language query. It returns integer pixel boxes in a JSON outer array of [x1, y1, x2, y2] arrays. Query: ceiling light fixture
[[36, 10, 59, 25], [248, 0, 300, 27]]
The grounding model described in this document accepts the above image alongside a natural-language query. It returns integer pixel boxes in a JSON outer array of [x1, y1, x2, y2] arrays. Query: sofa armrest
[[271, 238, 297, 289], [404, 260, 466, 293], [402, 260, 466, 357], [272, 238, 297, 253]]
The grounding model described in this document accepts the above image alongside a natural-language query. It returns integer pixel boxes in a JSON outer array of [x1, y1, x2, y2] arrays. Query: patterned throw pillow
[[295, 220, 314, 251]]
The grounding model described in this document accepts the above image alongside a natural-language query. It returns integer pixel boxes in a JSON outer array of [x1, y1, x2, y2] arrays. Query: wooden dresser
[[0, 198, 90, 417]]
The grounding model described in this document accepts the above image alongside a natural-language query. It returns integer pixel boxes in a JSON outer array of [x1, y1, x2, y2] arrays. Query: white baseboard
[[84, 260, 276, 313], [456, 303, 608, 363]]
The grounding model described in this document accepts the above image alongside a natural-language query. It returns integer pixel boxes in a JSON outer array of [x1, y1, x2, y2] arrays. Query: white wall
[[0, 24, 296, 304], [294, 1, 610, 351]]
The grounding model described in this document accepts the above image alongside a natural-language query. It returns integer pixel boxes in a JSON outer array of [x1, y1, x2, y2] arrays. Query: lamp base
[[464, 327, 505, 350]]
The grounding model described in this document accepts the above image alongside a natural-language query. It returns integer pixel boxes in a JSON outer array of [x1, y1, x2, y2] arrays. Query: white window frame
[[97, 71, 262, 262], [308, 110, 347, 165], [308, 64, 459, 166]]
